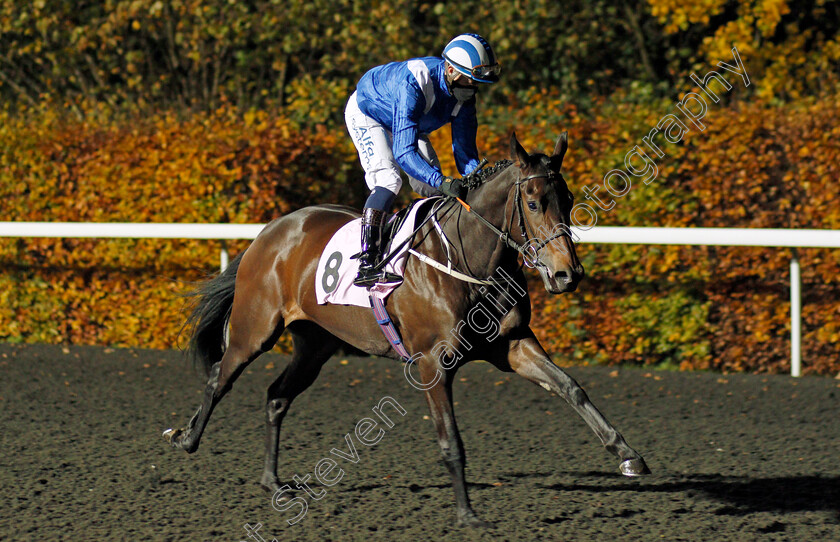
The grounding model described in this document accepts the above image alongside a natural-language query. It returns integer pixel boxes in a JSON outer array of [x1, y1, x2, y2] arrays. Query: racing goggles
[[446, 56, 502, 82], [469, 62, 502, 80]]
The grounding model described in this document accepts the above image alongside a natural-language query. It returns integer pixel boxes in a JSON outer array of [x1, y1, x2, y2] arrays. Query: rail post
[[220, 240, 229, 273], [790, 250, 801, 377]]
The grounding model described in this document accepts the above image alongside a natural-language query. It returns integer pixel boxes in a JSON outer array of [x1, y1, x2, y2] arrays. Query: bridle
[[379, 159, 573, 287], [461, 160, 571, 270]]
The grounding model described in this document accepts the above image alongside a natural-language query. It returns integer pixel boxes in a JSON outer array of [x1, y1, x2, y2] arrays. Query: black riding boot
[[354, 207, 400, 287]]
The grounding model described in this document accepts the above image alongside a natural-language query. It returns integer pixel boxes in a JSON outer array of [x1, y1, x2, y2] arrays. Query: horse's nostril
[[554, 270, 572, 284]]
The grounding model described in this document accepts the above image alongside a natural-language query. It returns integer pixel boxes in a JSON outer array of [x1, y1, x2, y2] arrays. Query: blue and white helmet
[[442, 33, 501, 84]]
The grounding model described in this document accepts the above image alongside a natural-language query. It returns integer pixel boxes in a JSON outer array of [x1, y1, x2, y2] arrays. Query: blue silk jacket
[[355, 57, 480, 188]]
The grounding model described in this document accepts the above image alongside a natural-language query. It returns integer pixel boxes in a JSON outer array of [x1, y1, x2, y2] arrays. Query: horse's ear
[[510, 132, 529, 167], [550, 131, 568, 170]]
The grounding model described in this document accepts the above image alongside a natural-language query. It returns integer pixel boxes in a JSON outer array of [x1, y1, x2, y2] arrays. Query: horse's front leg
[[417, 361, 493, 528], [500, 332, 650, 476]]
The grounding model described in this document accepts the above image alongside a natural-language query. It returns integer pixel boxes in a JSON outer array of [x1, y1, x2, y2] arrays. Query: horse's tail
[[182, 251, 244, 377]]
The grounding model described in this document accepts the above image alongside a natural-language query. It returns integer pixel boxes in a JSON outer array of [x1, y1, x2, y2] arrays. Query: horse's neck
[[438, 169, 518, 278]]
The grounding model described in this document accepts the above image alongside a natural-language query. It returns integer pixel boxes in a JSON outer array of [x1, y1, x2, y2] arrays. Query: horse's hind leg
[[498, 331, 650, 476], [260, 322, 340, 491], [165, 292, 286, 453], [165, 349, 256, 453]]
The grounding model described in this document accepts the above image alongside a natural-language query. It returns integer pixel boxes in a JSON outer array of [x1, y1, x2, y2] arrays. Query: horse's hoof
[[457, 512, 495, 528], [163, 427, 198, 453], [620, 458, 651, 476], [162, 428, 179, 443], [270, 486, 303, 511]]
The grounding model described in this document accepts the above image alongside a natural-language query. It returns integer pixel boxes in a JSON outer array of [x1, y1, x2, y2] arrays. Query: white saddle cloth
[[315, 199, 437, 307]]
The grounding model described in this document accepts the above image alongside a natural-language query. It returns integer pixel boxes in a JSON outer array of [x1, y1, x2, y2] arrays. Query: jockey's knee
[[366, 165, 402, 195]]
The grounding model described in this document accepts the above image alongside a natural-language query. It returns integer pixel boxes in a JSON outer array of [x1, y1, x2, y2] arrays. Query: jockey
[[345, 33, 501, 287]]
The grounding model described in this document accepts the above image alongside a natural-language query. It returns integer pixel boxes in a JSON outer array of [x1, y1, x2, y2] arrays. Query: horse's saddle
[[381, 198, 437, 254], [314, 198, 438, 308], [381, 205, 412, 254]]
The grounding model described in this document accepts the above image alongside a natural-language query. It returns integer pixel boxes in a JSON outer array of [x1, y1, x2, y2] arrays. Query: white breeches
[[344, 91, 440, 197]]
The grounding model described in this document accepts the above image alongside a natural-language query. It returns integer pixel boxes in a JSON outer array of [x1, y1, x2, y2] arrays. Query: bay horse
[[163, 132, 650, 527]]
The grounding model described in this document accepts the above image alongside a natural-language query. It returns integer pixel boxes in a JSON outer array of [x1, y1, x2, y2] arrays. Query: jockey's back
[[357, 57, 468, 134]]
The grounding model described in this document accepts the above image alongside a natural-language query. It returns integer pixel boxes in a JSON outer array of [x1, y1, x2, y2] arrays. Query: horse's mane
[[464, 159, 513, 189]]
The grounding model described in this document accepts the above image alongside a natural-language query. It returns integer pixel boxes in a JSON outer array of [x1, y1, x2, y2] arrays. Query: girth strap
[[369, 294, 411, 360]]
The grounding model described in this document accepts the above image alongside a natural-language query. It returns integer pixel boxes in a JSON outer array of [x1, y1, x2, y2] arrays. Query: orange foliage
[[1, 91, 839, 375], [0, 104, 362, 350], [469, 91, 838, 375]]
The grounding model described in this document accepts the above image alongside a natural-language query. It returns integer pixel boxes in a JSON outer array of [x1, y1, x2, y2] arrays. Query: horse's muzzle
[[538, 264, 584, 294]]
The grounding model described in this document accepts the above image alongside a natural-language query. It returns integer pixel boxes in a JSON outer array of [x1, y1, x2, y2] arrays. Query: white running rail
[[2, 222, 839, 377]]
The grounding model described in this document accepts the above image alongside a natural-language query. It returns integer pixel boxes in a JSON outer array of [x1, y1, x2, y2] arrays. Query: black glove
[[439, 176, 467, 199]]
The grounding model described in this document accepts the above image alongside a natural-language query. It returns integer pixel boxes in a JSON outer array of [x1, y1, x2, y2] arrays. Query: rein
[[372, 159, 570, 286]]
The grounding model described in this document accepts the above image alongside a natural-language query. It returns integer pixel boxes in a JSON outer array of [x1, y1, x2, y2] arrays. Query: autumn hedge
[[1, 87, 838, 374], [0, 104, 362, 352]]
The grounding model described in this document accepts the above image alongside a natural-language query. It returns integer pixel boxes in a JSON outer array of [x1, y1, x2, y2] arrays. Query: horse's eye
[[527, 201, 538, 212]]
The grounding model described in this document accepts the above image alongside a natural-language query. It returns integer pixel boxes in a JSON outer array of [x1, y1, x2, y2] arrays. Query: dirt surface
[[2, 343, 839, 541]]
